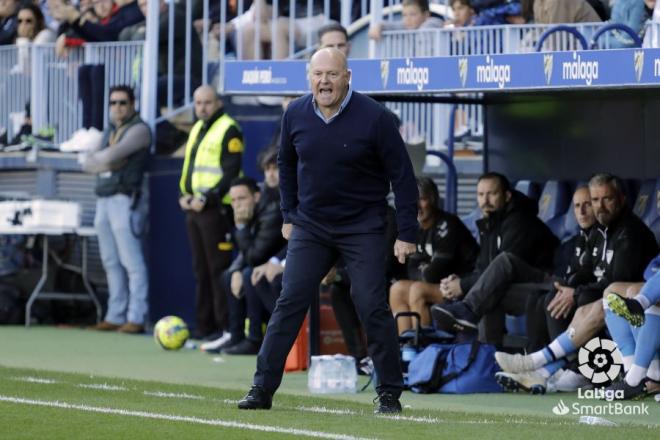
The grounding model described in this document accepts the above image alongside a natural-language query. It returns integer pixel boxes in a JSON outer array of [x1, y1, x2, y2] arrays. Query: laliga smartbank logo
[[458, 58, 468, 87], [475, 55, 511, 89], [551, 338, 649, 417], [562, 52, 599, 85], [396, 58, 429, 91]]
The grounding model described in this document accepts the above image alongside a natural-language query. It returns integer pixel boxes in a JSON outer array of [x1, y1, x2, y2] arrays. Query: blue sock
[[547, 331, 577, 360], [632, 313, 660, 371], [604, 308, 635, 358], [540, 359, 566, 378], [637, 271, 660, 308]]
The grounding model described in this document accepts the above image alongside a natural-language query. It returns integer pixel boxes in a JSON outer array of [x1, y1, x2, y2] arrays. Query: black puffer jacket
[[229, 186, 287, 272], [407, 211, 479, 284], [460, 190, 559, 293], [569, 208, 658, 306]]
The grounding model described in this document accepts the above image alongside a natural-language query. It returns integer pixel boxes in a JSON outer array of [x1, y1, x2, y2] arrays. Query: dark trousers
[[329, 282, 368, 360], [224, 267, 247, 342], [185, 207, 232, 337], [463, 252, 554, 345], [244, 271, 282, 341], [78, 64, 105, 131], [253, 226, 403, 396], [525, 290, 575, 352]]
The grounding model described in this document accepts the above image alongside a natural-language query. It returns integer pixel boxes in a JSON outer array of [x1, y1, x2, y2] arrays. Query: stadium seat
[[460, 207, 481, 242], [513, 180, 541, 202], [633, 179, 656, 219], [623, 178, 641, 211], [537, 181, 571, 238], [641, 178, 660, 226]]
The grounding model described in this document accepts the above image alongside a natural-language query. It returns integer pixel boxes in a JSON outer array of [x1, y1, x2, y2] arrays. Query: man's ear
[[505, 190, 512, 203], [254, 192, 261, 203]]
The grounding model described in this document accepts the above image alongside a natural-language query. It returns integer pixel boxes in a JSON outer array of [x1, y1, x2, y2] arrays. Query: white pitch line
[[77, 383, 128, 391], [0, 395, 377, 440], [12, 376, 57, 384], [297, 406, 357, 416], [144, 391, 205, 400]]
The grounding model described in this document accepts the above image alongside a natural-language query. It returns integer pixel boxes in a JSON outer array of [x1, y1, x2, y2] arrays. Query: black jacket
[[552, 226, 595, 281], [461, 191, 559, 293], [407, 211, 479, 283], [570, 208, 658, 306], [228, 186, 287, 272]]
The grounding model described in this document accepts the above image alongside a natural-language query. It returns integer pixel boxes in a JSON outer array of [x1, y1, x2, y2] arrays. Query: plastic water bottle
[[578, 416, 618, 427], [307, 355, 357, 394]]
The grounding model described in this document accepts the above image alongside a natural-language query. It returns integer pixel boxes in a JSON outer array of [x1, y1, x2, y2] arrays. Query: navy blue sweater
[[278, 92, 419, 243]]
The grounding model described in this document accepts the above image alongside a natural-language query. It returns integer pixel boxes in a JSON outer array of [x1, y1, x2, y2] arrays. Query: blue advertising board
[[223, 48, 660, 95]]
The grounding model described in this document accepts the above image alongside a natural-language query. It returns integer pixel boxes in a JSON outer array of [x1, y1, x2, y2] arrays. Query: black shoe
[[431, 301, 478, 334], [203, 337, 242, 354], [606, 293, 645, 327], [605, 379, 647, 400], [223, 338, 261, 355], [373, 391, 402, 414], [238, 385, 272, 410]]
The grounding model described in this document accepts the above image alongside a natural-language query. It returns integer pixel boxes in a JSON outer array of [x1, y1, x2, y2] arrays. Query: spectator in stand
[[119, 0, 203, 108], [445, 0, 475, 27], [608, 0, 651, 48], [0, 0, 18, 45], [369, 0, 443, 41], [532, 0, 602, 24], [50, 0, 143, 57], [390, 177, 478, 335], [472, 1, 524, 26], [16, 4, 56, 43]]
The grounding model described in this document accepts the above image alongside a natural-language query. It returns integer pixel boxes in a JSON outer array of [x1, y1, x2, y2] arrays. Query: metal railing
[[0, 45, 32, 143]]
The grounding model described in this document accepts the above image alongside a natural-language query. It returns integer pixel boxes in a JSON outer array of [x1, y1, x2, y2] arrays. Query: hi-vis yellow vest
[[179, 114, 241, 205]]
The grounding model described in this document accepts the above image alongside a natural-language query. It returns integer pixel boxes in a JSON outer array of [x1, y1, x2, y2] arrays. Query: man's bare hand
[[265, 262, 284, 282], [190, 196, 206, 212], [547, 282, 575, 319], [394, 239, 416, 264], [251, 263, 268, 286], [178, 195, 192, 211], [282, 223, 292, 240], [439, 274, 462, 300]]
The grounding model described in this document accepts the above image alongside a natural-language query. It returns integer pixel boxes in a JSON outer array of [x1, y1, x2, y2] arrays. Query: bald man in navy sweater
[[238, 48, 419, 414]]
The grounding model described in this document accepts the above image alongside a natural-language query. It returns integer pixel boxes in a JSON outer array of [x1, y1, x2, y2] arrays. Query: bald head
[[309, 48, 351, 118], [193, 85, 222, 121], [310, 47, 348, 72]]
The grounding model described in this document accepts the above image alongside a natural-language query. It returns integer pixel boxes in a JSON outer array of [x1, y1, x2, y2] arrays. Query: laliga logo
[[543, 54, 554, 85], [578, 337, 623, 385], [396, 58, 430, 91], [634, 50, 644, 82], [458, 58, 468, 87], [552, 400, 570, 416], [380, 60, 390, 88]]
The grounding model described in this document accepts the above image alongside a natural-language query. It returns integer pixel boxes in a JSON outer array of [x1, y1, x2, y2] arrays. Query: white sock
[[634, 294, 650, 310], [626, 364, 647, 387], [623, 355, 634, 372], [530, 350, 549, 369], [648, 358, 660, 382]]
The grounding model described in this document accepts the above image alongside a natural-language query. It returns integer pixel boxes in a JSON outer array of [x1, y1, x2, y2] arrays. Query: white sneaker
[[200, 333, 232, 352], [495, 370, 547, 395], [495, 352, 537, 373], [553, 369, 591, 392]]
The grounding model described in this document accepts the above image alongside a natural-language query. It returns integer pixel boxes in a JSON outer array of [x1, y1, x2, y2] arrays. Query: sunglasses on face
[[109, 100, 129, 106]]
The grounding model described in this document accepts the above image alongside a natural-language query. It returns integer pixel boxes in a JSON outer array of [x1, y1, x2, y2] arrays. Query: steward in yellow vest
[[178, 86, 243, 339]]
